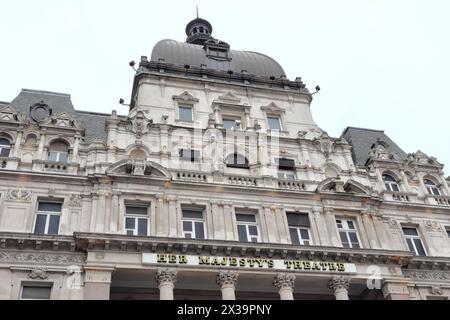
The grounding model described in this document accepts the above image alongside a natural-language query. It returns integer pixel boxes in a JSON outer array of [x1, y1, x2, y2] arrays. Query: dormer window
[[209, 48, 227, 58], [0, 138, 11, 157], [424, 179, 440, 196], [383, 174, 399, 192]]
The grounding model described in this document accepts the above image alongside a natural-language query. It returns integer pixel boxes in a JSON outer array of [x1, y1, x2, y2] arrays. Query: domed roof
[[151, 39, 286, 78]]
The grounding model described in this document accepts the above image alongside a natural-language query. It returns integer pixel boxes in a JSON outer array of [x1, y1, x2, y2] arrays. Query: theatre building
[[0, 16, 449, 300]]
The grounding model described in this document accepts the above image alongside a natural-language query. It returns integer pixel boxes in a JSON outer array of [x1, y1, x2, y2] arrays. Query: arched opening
[[48, 141, 69, 163], [0, 137, 11, 157], [226, 153, 249, 169], [24, 134, 38, 147], [382, 174, 399, 192], [130, 149, 147, 161], [424, 179, 440, 196]]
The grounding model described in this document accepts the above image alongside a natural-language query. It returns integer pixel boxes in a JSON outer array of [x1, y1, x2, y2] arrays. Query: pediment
[[260, 102, 284, 113], [172, 91, 199, 103], [0, 105, 19, 121], [218, 91, 241, 103], [43, 112, 82, 129]]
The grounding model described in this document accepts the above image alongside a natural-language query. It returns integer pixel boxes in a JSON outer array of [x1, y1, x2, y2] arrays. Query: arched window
[[424, 179, 440, 196], [199, 26, 204, 33], [383, 174, 399, 192], [48, 141, 69, 163], [226, 153, 249, 169], [0, 138, 11, 157]]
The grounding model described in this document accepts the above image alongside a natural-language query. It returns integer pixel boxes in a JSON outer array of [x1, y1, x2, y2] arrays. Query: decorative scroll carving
[[5, 189, 32, 202], [0, 251, 85, 265], [126, 110, 152, 138], [273, 273, 296, 290], [384, 218, 400, 229], [313, 132, 335, 158], [216, 270, 239, 287], [155, 268, 178, 286], [404, 270, 450, 281], [429, 286, 443, 295], [328, 276, 351, 292], [27, 267, 49, 280]]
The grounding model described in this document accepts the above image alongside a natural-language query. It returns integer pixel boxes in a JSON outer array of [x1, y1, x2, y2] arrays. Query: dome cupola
[[185, 16, 213, 45]]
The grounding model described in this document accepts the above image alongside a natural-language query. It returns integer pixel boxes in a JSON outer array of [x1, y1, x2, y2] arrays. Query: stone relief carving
[[424, 220, 442, 232], [429, 286, 443, 295], [126, 110, 152, 138], [384, 218, 400, 229], [408, 150, 440, 166], [0, 251, 86, 265], [67, 194, 82, 207], [404, 270, 450, 280], [5, 189, 32, 202], [85, 269, 113, 283], [27, 267, 49, 280], [328, 276, 351, 292], [313, 132, 334, 158], [43, 112, 82, 129], [155, 268, 178, 285]]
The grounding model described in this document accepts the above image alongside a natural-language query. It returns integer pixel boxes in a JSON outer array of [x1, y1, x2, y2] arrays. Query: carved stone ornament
[[384, 218, 400, 229], [30, 101, 52, 122], [404, 270, 450, 281], [216, 270, 239, 287], [0, 251, 86, 265], [43, 112, 82, 129], [408, 150, 440, 166], [27, 267, 49, 280], [429, 286, 443, 295], [5, 189, 32, 202], [314, 132, 334, 158], [0, 105, 26, 122], [368, 145, 396, 161], [67, 193, 82, 207], [273, 273, 296, 290], [328, 276, 351, 292], [424, 220, 442, 232], [84, 269, 113, 283], [155, 268, 178, 286], [126, 110, 152, 138]]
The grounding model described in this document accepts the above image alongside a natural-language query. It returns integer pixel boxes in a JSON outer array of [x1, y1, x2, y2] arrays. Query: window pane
[[58, 152, 68, 163], [351, 242, 360, 249], [339, 231, 349, 247], [287, 213, 310, 227], [413, 238, 426, 256], [0, 138, 10, 145], [406, 238, 415, 252], [138, 218, 148, 236], [236, 213, 256, 222], [34, 214, 47, 234], [289, 228, 300, 245], [126, 230, 134, 236], [0, 148, 10, 157], [251, 237, 258, 243], [125, 218, 135, 229], [431, 187, 440, 196], [278, 158, 295, 170], [22, 286, 51, 300], [48, 215, 60, 235], [223, 119, 236, 130], [248, 225, 258, 236], [300, 228, 310, 240], [349, 231, 358, 243], [179, 106, 193, 121], [182, 209, 203, 219], [47, 152, 58, 162], [347, 220, 355, 229], [267, 117, 281, 130], [184, 233, 192, 239], [391, 184, 399, 192], [446, 229, 450, 238], [38, 202, 62, 212], [183, 221, 192, 232], [195, 222, 205, 239], [237, 225, 248, 242], [126, 206, 147, 215], [402, 227, 418, 236]]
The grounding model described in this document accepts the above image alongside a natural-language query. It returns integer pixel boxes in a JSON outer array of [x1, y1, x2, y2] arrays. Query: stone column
[[263, 204, 278, 243], [328, 276, 351, 300], [167, 195, 178, 237], [13, 129, 23, 157], [37, 129, 47, 160], [71, 134, 80, 162], [156, 268, 177, 300], [312, 207, 330, 246], [324, 207, 340, 247], [361, 211, 380, 249], [110, 192, 120, 233], [273, 273, 296, 300], [211, 200, 225, 240], [223, 202, 235, 240], [244, 109, 251, 130], [382, 281, 411, 300], [84, 268, 114, 300], [217, 271, 239, 300], [155, 193, 167, 236]]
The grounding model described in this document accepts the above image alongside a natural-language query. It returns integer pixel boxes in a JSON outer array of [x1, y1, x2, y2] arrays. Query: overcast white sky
[[1, 0, 449, 175]]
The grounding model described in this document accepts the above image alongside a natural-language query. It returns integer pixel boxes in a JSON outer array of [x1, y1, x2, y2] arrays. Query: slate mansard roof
[[7, 89, 111, 143], [341, 127, 408, 166]]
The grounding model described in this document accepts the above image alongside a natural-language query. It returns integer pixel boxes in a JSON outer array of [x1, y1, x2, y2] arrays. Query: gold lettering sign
[[149, 254, 352, 273]]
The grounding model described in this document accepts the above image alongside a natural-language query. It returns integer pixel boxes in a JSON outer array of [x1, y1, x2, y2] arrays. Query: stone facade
[[0, 16, 449, 300]]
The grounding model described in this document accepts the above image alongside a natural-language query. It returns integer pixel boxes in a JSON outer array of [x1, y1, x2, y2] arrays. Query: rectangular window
[[125, 205, 149, 236], [179, 149, 200, 162], [34, 201, 62, 235], [179, 105, 193, 122], [182, 207, 205, 239], [222, 117, 240, 130], [402, 227, 427, 256], [446, 227, 450, 238], [287, 213, 311, 245], [21, 283, 52, 300], [336, 218, 361, 248], [267, 116, 282, 130], [236, 212, 260, 243], [48, 151, 68, 163], [277, 158, 296, 180]]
